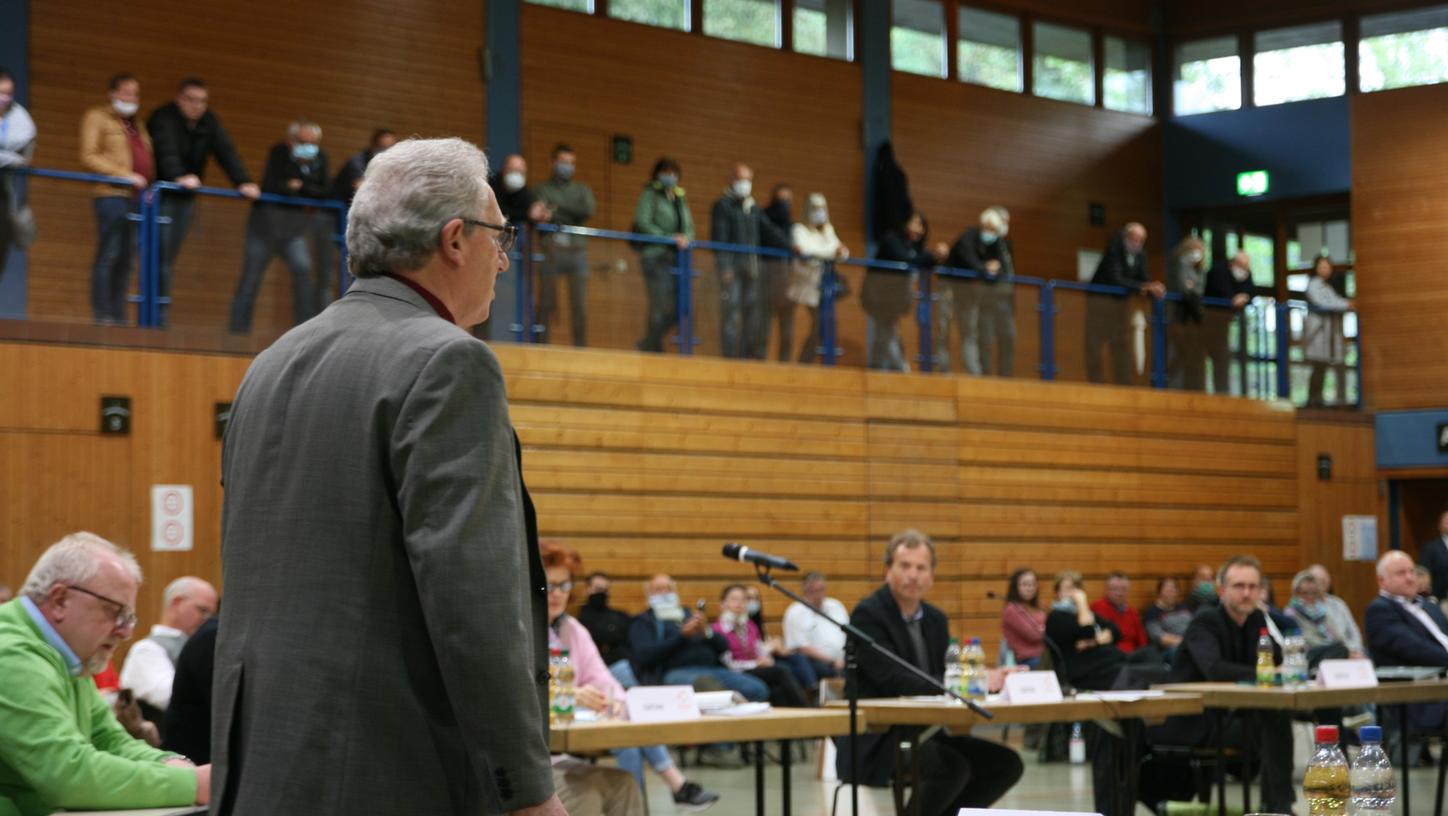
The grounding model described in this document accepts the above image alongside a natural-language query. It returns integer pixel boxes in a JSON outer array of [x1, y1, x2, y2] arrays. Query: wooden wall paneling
[[1350, 83, 1448, 411], [1295, 416, 1379, 635], [26, 0, 487, 333]]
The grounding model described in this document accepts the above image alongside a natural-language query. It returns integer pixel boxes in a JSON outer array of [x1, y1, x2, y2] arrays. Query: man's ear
[[438, 218, 467, 263]]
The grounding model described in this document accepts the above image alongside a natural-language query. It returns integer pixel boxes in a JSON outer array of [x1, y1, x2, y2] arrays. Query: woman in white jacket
[[786, 193, 848, 363], [1304, 255, 1354, 406]]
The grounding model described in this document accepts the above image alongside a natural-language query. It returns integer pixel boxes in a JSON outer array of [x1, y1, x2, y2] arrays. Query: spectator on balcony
[[867, 212, 945, 372], [0, 67, 36, 283], [329, 128, 395, 206], [1304, 255, 1354, 406], [227, 120, 328, 334], [473, 154, 549, 340], [80, 73, 153, 326], [633, 157, 694, 353], [1166, 234, 1208, 391], [533, 143, 596, 347], [787, 193, 848, 364], [710, 163, 766, 360], [941, 206, 1015, 376], [758, 183, 795, 361], [146, 79, 259, 328], [1203, 249, 1254, 395], [1085, 223, 1164, 385]]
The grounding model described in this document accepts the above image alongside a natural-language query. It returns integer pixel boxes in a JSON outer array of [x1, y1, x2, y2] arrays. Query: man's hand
[[286, 178, 304, 193], [987, 665, 1026, 694], [176, 174, 201, 190], [529, 200, 552, 223], [680, 613, 706, 637], [1094, 628, 1114, 645], [930, 242, 949, 263], [672, 234, 689, 250], [129, 173, 149, 190], [510, 794, 568, 816], [756, 653, 775, 667], [576, 684, 610, 713], [985, 259, 1001, 274], [832, 657, 846, 671], [835, 245, 850, 261], [192, 764, 211, 805], [163, 756, 195, 768], [1161, 633, 1183, 648], [1349, 650, 1366, 660], [238, 182, 261, 200], [1142, 280, 1166, 298], [1232, 293, 1250, 309]]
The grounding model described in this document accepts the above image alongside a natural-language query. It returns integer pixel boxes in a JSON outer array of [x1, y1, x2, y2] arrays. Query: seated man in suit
[[1366, 550, 1448, 733], [628, 573, 768, 701], [838, 529, 1023, 816], [1148, 555, 1294, 814], [0, 532, 209, 813]]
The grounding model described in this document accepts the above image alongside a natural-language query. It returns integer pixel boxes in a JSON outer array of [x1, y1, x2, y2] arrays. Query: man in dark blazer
[[1415, 511, 1448, 600], [836, 529, 1022, 816], [1085, 222, 1165, 385], [213, 138, 563, 816], [1367, 550, 1448, 732]]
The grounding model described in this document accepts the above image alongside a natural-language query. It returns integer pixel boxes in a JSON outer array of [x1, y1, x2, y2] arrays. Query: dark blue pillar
[[0, 0, 29, 317], [485, 0, 522, 163], [859, 0, 891, 253]]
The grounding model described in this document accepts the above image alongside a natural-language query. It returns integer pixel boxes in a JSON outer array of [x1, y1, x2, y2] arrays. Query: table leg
[[756, 739, 766, 816], [911, 732, 923, 816], [1118, 719, 1141, 816], [1434, 722, 1447, 816], [780, 739, 792, 816], [1215, 709, 1228, 816], [1241, 716, 1253, 814], [1400, 704, 1412, 816]]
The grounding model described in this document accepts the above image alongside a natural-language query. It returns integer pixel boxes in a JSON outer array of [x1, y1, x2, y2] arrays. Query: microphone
[[722, 543, 800, 572]]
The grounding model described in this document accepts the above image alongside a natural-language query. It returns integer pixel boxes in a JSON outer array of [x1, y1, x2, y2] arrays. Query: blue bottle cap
[[1360, 725, 1382, 743]]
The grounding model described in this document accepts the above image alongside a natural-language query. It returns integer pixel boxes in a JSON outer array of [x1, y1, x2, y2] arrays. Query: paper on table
[[1078, 690, 1167, 702], [694, 690, 748, 711], [703, 702, 772, 716], [60, 808, 207, 816]]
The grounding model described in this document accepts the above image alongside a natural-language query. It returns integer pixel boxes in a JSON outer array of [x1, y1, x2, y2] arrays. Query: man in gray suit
[[213, 137, 564, 816]]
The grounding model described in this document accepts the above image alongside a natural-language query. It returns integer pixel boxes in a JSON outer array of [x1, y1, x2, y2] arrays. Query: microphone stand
[[751, 565, 991, 816]]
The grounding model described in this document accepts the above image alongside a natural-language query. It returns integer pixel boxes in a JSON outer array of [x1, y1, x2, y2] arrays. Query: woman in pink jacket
[[712, 584, 809, 708], [542, 542, 719, 809]]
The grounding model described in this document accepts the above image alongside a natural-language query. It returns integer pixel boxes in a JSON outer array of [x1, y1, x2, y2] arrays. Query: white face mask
[[809, 209, 828, 227], [112, 98, 139, 117], [1231, 263, 1250, 283], [502, 171, 526, 193], [1188, 249, 1204, 264], [732, 179, 752, 199]]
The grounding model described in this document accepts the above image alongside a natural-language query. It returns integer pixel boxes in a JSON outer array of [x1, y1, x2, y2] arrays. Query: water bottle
[[1068, 722, 1086, 764], [1001, 643, 1016, 668], [1255, 627, 1276, 687], [943, 638, 964, 699], [1284, 632, 1310, 687], [964, 637, 988, 700], [549, 647, 575, 724], [1349, 725, 1396, 815], [1304, 725, 1349, 815]]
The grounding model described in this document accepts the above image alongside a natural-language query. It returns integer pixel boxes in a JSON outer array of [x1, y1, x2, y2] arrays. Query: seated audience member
[[543, 544, 715, 811], [1046, 573, 1125, 690], [628, 573, 767, 701], [743, 584, 768, 636], [578, 571, 635, 680], [1090, 572, 1150, 655], [1151, 556, 1294, 814], [1187, 563, 1219, 610], [840, 529, 1023, 815], [1365, 550, 1448, 733], [1283, 569, 1357, 666], [1417, 565, 1440, 607], [1000, 568, 1046, 669], [783, 571, 848, 680], [1307, 563, 1366, 655], [162, 614, 218, 764], [715, 584, 810, 705], [119, 575, 217, 726], [1142, 577, 1192, 658], [0, 532, 209, 812]]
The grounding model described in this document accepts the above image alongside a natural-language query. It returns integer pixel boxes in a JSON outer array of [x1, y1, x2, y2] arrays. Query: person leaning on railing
[[1166, 234, 1208, 391], [1303, 254, 1354, 406], [711, 162, 786, 361], [532, 143, 596, 347], [632, 157, 694, 353], [79, 73, 153, 327], [866, 211, 945, 372], [0, 68, 36, 281], [758, 184, 795, 361], [1084, 222, 1164, 385], [940, 206, 1015, 377], [786, 193, 848, 364], [1202, 249, 1255, 395]]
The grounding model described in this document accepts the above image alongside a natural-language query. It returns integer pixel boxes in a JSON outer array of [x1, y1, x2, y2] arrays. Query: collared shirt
[[19, 596, 83, 676], [120, 624, 185, 710], [899, 603, 929, 671], [382, 272, 455, 324], [782, 597, 849, 662], [1383, 590, 1448, 655]]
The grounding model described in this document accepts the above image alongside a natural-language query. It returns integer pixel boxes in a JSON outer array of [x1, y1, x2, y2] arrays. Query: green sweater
[[633, 181, 694, 259], [0, 600, 196, 816]]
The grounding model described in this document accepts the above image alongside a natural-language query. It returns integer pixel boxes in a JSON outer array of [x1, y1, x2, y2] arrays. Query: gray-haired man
[[215, 137, 563, 815], [119, 575, 217, 723]]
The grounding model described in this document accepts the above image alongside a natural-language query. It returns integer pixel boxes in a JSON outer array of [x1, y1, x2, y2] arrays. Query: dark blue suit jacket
[[1365, 594, 1448, 668]]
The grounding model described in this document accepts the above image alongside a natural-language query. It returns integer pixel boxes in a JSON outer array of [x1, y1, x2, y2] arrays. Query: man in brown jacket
[[79, 73, 152, 325]]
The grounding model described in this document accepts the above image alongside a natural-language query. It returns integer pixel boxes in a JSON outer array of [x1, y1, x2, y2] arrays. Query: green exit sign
[[1237, 170, 1269, 197]]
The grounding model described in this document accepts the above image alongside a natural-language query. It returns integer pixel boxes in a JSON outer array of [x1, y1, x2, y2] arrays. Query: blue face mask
[[292, 142, 319, 162], [555, 162, 575, 181], [657, 173, 678, 189], [980, 231, 999, 245]]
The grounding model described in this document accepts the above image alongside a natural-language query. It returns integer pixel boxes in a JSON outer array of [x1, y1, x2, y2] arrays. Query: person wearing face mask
[[941, 206, 1015, 376], [1166, 234, 1209, 390], [787, 192, 849, 364], [227, 119, 329, 333], [758, 184, 796, 360], [1283, 570, 1354, 667], [1304, 254, 1354, 406], [576, 571, 634, 675], [533, 143, 596, 347], [632, 158, 695, 353], [713, 584, 809, 707], [1201, 249, 1255, 395], [867, 212, 947, 372], [79, 73, 153, 326], [709, 163, 789, 360], [627, 573, 767, 701], [0, 67, 37, 285], [475, 154, 550, 342], [1085, 222, 1164, 385]]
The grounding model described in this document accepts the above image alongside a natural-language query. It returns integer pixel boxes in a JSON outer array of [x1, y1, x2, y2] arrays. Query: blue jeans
[[776, 652, 819, 691], [91, 196, 135, 323], [661, 666, 768, 702], [229, 217, 315, 333], [612, 744, 675, 793], [155, 194, 197, 327]]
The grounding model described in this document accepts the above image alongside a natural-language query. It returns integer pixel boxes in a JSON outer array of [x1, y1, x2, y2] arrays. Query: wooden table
[[1156, 680, 1448, 816], [839, 693, 1204, 816], [549, 708, 854, 816]]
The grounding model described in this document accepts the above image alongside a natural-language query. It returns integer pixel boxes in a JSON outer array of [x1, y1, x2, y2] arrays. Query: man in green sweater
[[0, 532, 208, 815]]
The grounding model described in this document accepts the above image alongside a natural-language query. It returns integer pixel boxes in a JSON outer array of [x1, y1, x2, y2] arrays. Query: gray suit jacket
[[212, 275, 552, 814]]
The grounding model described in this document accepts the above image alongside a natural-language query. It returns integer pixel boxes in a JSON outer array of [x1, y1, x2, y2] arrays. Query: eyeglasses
[[461, 218, 517, 253], [546, 581, 574, 595], [66, 585, 139, 629]]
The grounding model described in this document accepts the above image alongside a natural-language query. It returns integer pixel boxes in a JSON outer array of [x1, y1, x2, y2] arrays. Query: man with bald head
[[1086, 222, 1165, 385], [1367, 550, 1448, 735], [0, 532, 209, 813], [120, 575, 217, 724], [628, 572, 768, 701]]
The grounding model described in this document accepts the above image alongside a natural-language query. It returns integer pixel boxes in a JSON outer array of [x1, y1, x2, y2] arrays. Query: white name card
[[961, 809, 1101, 816], [624, 685, 700, 723], [1318, 659, 1378, 688], [1002, 671, 1065, 704]]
